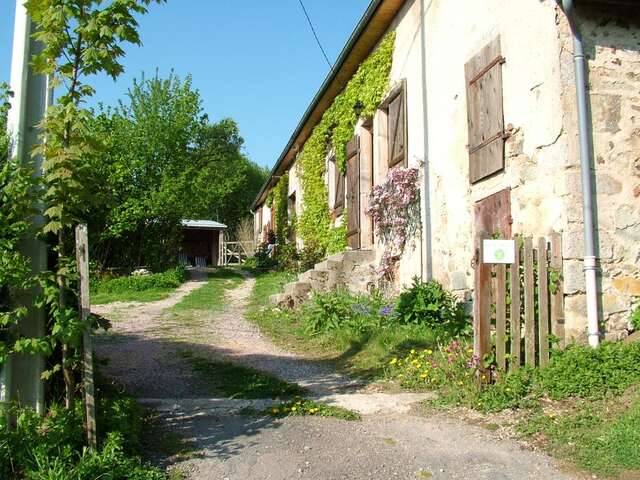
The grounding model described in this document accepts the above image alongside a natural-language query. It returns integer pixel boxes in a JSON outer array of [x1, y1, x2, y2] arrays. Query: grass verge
[[170, 268, 244, 313], [92, 266, 187, 305], [178, 350, 306, 399], [245, 271, 442, 379], [243, 397, 361, 421]]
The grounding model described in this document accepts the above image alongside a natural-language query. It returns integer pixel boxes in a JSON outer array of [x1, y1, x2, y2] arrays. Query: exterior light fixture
[[353, 100, 364, 117]]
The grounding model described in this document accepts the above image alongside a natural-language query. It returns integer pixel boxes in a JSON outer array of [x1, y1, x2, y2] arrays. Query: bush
[[301, 289, 393, 335], [395, 278, 469, 335], [244, 242, 277, 270], [93, 265, 187, 294], [0, 385, 165, 479]]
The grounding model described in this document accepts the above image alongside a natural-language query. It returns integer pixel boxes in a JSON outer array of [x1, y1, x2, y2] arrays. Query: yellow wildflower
[[410, 349, 416, 354], [426, 349, 433, 355], [390, 358, 398, 365], [420, 373, 428, 379]]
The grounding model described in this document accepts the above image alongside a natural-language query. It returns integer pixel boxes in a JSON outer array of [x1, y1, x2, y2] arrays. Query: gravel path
[[93, 270, 576, 480]]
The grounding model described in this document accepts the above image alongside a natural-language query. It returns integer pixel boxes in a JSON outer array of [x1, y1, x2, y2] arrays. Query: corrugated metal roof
[[181, 219, 227, 230]]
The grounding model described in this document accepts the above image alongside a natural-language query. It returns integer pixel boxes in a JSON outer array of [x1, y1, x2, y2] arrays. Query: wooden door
[[346, 135, 360, 249]]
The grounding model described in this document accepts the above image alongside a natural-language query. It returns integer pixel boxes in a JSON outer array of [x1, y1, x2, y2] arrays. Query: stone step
[[314, 258, 343, 272], [284, 281, 311, 296], [269, 293, 286, 305], [342, 249, 375, 263]]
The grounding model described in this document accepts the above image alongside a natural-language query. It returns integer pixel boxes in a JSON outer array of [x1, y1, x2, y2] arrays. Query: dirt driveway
[[93, 270, 575, 480]]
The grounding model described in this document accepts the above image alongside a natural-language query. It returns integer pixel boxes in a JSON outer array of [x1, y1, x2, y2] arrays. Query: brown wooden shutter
[[334, 157, 345, 215], [465, 36, 505, 183], [346, 135, 361, 249], [388, 87, 406, 167]]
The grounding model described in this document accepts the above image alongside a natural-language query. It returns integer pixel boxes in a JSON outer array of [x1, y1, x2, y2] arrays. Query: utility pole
[[1, 0, 50, 413]]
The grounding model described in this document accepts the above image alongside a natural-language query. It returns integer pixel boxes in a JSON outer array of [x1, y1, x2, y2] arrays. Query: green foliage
[[0, 84, 37, 363], [244, 243, 278, 270], [395, 278, 469, 335], [297, 32, 394, 256], [92, 266, 186, 295], [86, 73, 268, 271], [272, 173, 289, 244], [631, 303, 640, 331], [301, 289, 391, 336], [0, 383, 165, 479], [536, 342, 640, 400], [260, 398, 361, 421]]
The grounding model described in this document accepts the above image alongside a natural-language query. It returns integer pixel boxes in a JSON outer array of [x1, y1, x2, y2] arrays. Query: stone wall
[[558, 4, 640, 340]]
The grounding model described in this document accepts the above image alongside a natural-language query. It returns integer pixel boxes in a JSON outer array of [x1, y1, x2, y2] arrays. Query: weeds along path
[[94, 269, 575, 480]]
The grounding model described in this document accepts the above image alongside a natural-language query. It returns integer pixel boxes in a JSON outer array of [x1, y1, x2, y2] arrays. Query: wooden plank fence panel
[[474, 234, 491, 375], [509, 245, 521, 371], [495, 264, 507, 372], [538, 237, 550, 366], [523, 237, 536, 366], [550, 232, 565, 349]]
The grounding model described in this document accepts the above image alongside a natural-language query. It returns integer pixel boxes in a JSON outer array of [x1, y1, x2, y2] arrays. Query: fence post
[[495, 264, 507, 373], [509, 242, 521, 371], [538, 237, 550, 366], [550, 232, 565, 349], [75, 224, 96, 451], [473, 233, 491, 378], [523, 237, 536, 366]]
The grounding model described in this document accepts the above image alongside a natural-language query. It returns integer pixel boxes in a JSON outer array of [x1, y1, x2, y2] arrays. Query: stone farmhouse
[[251, 0, 640, 342]]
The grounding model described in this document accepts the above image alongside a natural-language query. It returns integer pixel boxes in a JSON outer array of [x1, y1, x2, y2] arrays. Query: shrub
[[0, 387, 165, 479], [395, 278, 469, 335], [244, 242, 277, 270], [92, 265, 187, 295], [301, 289, 392, 335], [298, 239, 324, 273]]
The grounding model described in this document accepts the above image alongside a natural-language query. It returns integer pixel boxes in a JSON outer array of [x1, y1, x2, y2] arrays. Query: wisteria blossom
[[366, 166, 421, 281]]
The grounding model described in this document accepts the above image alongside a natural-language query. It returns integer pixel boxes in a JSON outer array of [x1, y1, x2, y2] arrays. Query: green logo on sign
[[495, 249, 505, 261]]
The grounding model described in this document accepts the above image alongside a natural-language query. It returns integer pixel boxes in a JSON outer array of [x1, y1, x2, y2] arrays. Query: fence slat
[[550, 232, 565, 349], [538, 237, 550, 366], [509, 244, 521, 371], [496, 264, 507, 372], [524, 237, 536, 366]]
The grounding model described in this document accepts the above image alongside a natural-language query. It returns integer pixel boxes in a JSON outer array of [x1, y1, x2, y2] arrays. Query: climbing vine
[[272, 172, 289, 244], [297, 32, 395, 256], [366, 166, 421, 281]]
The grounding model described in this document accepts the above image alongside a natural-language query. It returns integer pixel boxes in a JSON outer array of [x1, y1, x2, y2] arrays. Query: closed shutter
[[334, 157, 345, 215], [465, 36, 505, 183], [346, 135, 361, 249], [388, 87, 406, 167]]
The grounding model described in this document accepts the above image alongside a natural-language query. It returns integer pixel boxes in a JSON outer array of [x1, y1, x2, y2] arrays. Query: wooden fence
[[474, 233, 565, 373]]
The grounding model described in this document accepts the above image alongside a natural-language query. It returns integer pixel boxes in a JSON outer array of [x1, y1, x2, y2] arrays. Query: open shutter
[[346, 135, 361, 249], [388, 88, 406, 167], [465, 36, 505, 183], [334, 158, 345, 215]]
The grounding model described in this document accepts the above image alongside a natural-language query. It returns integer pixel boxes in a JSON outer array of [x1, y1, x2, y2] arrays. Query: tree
[[25, 0, 164, 407], [85, 73, 267, 270]]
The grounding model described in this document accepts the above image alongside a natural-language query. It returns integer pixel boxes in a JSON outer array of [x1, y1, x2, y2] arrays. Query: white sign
[[483, 239, 516, 264]]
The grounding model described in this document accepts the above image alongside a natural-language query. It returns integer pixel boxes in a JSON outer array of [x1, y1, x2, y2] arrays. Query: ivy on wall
[[297, 32, 395, 256], [273, 172, 289, 244]]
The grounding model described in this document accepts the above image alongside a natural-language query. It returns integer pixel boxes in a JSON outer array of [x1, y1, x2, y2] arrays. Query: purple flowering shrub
[[366, 167, 421, 280]]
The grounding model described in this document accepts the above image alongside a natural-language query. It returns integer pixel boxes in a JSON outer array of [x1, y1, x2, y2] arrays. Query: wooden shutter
[[465, 36, 505, 183], [334, 157, 345, 215], [346, 135, 361, 249], [388, 87, 406, 167]]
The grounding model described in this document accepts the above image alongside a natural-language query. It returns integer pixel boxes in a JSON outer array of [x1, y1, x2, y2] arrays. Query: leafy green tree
[[85, 73, 267, 270], [25, 0, 164, 407]]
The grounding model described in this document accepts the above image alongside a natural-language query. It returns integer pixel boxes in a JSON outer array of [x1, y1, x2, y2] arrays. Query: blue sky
[[0, 0, 370, 169]]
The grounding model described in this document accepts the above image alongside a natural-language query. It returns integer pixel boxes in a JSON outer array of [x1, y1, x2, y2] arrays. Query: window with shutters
[[465, 36, 506, 183], [379, 80, 407, 169]]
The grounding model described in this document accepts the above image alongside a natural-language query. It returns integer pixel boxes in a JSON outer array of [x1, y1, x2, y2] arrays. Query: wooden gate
[[474, 233, 565, 372], [346, 135, 360, 250]]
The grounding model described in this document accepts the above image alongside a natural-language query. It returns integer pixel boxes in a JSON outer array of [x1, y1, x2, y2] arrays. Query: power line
[[297, 0, 333, 69]]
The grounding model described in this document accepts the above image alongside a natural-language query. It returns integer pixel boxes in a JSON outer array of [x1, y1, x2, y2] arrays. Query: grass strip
[[178, 350, 306, 399]]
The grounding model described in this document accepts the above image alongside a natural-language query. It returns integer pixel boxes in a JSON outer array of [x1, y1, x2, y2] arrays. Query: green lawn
[[91, 266, 187, 305], [170, 268, 244, 312], [92, 287, 176, 305]]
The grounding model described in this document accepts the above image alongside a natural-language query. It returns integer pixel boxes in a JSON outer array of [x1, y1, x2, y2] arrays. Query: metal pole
[[2, 0, 50, 412]]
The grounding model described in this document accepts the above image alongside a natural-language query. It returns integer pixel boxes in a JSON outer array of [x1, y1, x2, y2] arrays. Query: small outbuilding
[[179, 219, 227, 267]]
